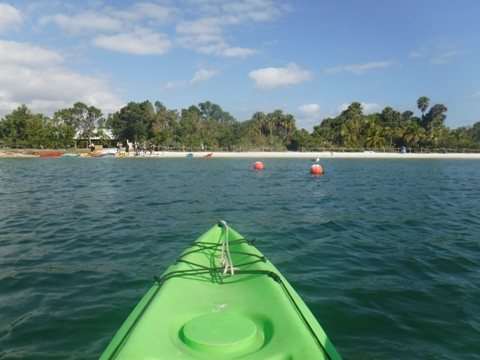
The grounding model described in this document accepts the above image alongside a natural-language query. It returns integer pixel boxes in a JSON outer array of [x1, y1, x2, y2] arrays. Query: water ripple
[[0, 158, 479, 359]]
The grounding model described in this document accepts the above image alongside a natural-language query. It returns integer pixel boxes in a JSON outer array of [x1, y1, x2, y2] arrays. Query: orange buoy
[[253, 161, 264, 170], [310, 164, 323, 174]]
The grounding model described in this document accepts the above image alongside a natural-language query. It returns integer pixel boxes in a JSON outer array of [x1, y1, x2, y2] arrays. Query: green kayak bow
[[100, 221, 342, 360]]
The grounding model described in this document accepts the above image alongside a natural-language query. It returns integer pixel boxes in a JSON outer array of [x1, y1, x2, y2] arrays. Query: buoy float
[[310, 164, 323, 174], [253, 161, 264, 170]]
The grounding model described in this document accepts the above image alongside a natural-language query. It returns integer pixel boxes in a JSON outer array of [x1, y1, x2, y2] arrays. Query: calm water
[[0, 157, 479, 359]]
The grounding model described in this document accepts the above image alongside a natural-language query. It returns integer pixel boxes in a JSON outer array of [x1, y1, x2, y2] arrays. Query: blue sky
[[1, 0, 479, 131]]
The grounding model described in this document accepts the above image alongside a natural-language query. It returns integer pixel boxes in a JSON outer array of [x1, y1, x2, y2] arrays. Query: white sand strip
[[2, 150, 480, 159], [118, 151, 480, 159]]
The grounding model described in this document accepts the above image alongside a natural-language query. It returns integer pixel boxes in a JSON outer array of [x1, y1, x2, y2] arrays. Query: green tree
[[198, 101, 236, 126], [290, 129, 314, 151], [54, 102, 104, 147], [107, 100, 155, 143], [341, 102, 363, 121], [468, 121, 480, 143], [24, 114, 51, 148], [150, 101, 180, 148], [448, 127, 470, 148], [365, 125, 386, 148], [177, 105, 203, 147], [403, 120, 426, 147], [426, 126, 447, 149], [340, 120, 359, 147], [417, 96, 430, 116], [382, 124, 403, 147], [70, 102, 103, 144], [0, 104, 31, 146], [422, 104, 448, 129], [379, 106, 401, 125]]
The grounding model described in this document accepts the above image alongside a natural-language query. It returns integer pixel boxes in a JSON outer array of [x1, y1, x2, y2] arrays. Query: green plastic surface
[[99, 223, 343, 360], [184, 313, 258, 353]]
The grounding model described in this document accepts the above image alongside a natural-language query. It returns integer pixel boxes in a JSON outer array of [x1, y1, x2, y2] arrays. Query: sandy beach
[[2, 149, 480, 159]]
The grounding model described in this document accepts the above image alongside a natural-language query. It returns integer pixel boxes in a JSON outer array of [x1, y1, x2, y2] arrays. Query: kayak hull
[[100, 223, 342, 360], [39, 152, 66, 157]]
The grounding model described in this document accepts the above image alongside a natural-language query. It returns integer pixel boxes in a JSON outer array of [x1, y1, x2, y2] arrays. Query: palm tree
[[449, 128, 468, 148], [251, 111, 266, 137], [382, 125, 402, 147], [340, 120, 358, 147], [404, 120, 426, 147], [341, 102, 363, 120], [417, 96, 430, 116], [365, 125, 386, 148], [280, 113, 296, 141], [426, 126, 447, 149]]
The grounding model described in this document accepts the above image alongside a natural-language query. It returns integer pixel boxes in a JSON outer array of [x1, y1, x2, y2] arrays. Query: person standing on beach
[[90, 143, 95, 152], [125, 142, 130, 156]]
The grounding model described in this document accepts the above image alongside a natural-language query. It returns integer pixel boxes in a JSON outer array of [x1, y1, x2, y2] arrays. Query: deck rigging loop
[[219, 220, 238, 275]]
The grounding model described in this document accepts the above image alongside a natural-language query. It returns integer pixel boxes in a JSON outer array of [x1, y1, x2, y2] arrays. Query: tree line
[[1, 97, 480, 151]]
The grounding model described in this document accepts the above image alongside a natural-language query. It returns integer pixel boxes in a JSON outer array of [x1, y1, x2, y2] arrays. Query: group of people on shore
[[116, 141, 157, 156]]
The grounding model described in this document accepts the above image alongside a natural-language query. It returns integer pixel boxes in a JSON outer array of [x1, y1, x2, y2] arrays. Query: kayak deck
[[100, 222, 342, 360]]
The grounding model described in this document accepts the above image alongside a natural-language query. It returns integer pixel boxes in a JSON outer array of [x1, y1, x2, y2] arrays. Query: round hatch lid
[[183, 313, 258, 354]]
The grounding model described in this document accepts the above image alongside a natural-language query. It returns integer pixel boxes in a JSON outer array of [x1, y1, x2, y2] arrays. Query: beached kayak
[[39, 152, 66, 157], [99, 221, 342, 360]]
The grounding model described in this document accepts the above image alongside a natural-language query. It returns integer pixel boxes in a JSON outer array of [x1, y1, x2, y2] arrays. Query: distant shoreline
[[2, 149, 480, 159]]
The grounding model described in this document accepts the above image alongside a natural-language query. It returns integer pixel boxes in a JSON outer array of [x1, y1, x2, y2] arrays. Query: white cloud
[[249, 63, 314, 91], [88, 0, 104, 8], [190, 69, 218, 86], [296, 104, 321, 123], [160, 68, 219, 92], [298, 103, 320, 117], [430, 50, 461, 65], [176, 18, 223, 37], [410, 38, 464, 65], [0, 40, 64, 67], [0, 41, 124, 118], [325, 61, 396, 75], [160, 80, 187, 93], [181, 40, 259, 57], [35, 1, 277, 58], [39, 12, 122, 33], [174, 0, 285, 57], [112, 2, 177, 23], [473, 91, 480, 99], [221, 46, 259, 57], [362, 103, 382, 113], [91, 28, 172, 55], [222, 0, 283, 22], [0, 4, 23, 33], [175, 18, 259, 57]]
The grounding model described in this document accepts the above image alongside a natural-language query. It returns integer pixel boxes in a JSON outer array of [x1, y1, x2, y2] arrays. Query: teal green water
[[0, 157, 479, 359]]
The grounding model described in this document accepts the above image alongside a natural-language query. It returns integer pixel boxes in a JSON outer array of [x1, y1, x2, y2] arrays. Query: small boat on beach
[[83, 151, 101, 157], [39, 152, 66, 157], [186, 153, 194, 158], [204, 153, 213, 158], [99, 221, 342, 360], [60, 153, 80, 157]]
